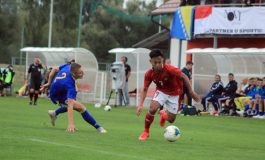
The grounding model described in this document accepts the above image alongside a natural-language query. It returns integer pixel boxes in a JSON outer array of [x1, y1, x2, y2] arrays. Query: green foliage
[[0, 0, 161, 63], [0, 11, 20, 62], [82, 0, 159, 62], [1, 97, 265, 160]]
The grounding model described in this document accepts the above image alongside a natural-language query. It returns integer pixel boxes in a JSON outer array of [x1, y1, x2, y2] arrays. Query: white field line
[[28, 138, 149, 160]]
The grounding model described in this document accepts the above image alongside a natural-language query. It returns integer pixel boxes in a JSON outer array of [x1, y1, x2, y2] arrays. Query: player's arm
[[136, 71, 151, 116], [136, 86, 148, 116], [40, 66, 59, 91], [180, 72, 201, 102], [66, 98, 77, 132]]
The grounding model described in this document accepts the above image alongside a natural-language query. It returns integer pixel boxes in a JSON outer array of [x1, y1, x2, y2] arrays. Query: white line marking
[[29, 138, 149, 160]]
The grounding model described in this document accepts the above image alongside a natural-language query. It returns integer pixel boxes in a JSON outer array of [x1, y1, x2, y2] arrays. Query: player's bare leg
[[139, 100, 160, 141]]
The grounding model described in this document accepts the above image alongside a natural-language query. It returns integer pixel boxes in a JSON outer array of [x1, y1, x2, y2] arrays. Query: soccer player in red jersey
[[136, 49, 200, 141]]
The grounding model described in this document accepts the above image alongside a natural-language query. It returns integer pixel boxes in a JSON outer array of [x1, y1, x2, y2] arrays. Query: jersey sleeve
[[144, 70, 152, 88]]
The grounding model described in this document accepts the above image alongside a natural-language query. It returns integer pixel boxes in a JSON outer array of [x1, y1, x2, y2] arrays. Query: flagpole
[[77, 0, 83, 48], [48, 0, 54, 48]]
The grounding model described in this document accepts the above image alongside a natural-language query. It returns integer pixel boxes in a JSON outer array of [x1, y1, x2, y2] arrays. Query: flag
[[170, 6, 195, 40]]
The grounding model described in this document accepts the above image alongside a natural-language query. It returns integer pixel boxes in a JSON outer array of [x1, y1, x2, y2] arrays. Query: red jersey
[[144, 64, 183, 96]]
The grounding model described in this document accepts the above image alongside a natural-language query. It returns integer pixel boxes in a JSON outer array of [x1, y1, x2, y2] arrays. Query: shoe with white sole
[[97, 127, 107, 133], [259, 115, 265, 119], [236, 110, 244, 117], [48, 110, 57, 126], [253, 115, 261, 119]]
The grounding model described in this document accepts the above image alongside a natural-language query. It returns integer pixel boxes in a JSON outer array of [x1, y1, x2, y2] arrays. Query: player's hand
[[190, 91, 201, 103], [40, 83, 50, 92], [66, 124, 78, 133], [136, 106, 143, 116]]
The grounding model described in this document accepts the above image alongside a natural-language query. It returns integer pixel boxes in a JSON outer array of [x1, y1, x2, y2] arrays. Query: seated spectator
[[234, 77, 255, 112], [0, 67, 7, 96], [256, 77, 265, 119], [209, 73, 237, 116], [1, 65, 15, 96], [245, 78, 265, 118], [201, 74, 224, 112], [235, 77, 249, 96]]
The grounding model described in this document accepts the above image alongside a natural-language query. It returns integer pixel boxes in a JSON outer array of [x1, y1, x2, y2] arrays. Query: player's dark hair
[[70, 63, 81, 74], [149, 49, 164, 59]]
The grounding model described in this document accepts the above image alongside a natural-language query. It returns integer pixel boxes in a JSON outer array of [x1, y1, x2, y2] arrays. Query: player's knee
[[149, 108, 157, 115], [74, 103, 86, 112]]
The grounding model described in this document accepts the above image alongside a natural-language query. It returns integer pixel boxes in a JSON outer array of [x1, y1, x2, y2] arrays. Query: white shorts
[[153, 90, 179, 114]]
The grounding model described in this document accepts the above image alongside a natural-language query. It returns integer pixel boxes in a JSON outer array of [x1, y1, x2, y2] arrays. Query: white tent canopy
[[187, 48, 265, 55], [186, 48, 265, 96], [109, 48, 152, 106], [20, 47, 99, 103]]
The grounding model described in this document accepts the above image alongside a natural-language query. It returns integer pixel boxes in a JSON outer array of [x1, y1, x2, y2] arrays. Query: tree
[[0, 0, 20, 63], [0, 0, 160, 64], [81, 0, 158, 62]]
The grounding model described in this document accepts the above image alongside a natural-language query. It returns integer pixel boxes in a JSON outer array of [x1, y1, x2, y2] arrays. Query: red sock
[[144, 112, 154, 133]]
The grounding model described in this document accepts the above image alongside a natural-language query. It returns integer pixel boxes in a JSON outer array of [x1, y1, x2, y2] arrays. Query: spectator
[[252, 77, 265, 118], [245, 78, 264, 117], [0, 65, 15, 96], [201, 74, 224, 112], [2, 65, 15, 96], [235, 78, 249, 96], [0, 67, 7, 96], [181, 61, 193, 106], [118, 56, 131, 106], [234, 77, 255, 112], [209, 73, 237, 116]]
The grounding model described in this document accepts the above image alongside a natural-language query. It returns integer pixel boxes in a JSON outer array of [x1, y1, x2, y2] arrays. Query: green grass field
[[1, 97, 265, 160]]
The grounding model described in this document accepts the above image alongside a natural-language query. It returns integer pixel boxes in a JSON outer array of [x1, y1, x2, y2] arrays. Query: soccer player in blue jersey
[[41, 63, 106, 133]]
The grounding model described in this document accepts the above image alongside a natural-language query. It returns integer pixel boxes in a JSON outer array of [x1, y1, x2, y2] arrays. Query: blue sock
[[244, 105, 249, 112], [255, 104, 259, 115], [81, 110, 100, 129], [55, 107, 68, 116]]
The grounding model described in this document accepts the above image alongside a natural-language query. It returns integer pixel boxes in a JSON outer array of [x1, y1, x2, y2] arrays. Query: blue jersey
[[248, 86, 264, 99], [49, 64, 77, 105], [262, 86, 265, 99]]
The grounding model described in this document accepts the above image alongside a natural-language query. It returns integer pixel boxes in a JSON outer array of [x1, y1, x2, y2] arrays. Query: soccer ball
[[94, 103, 101, 108], [163, 125, 181, 142], [104, 105, 111, 111]]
